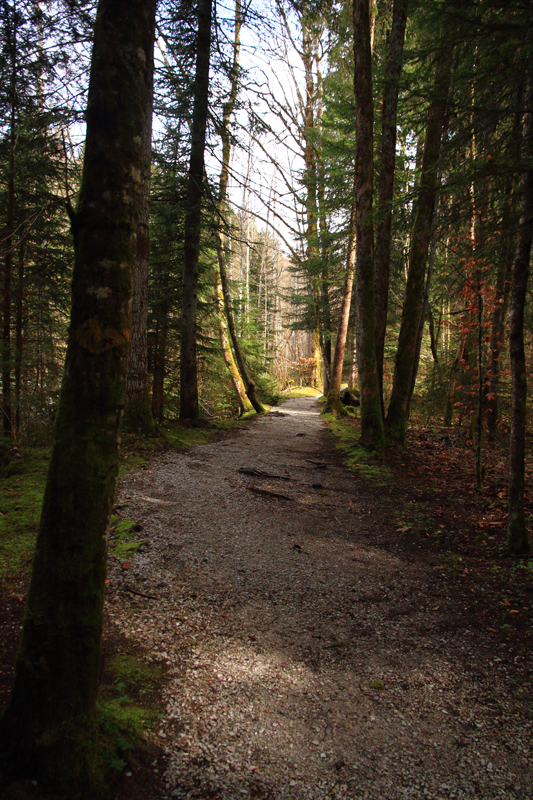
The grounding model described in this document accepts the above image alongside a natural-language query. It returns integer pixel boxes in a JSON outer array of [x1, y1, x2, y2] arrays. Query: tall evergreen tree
[[180, 0, 213, 420], [124, 43, 157, 435], [352, 0, 384, 448], [507, 54, 533, 556], [386, 32, 453, 445]]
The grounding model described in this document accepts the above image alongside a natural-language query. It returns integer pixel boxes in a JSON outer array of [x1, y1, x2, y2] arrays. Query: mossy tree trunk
[[487, 94, 522, 440], [301, 12, 324, 394], [443, 328, 468, 426], [352, 0, 385, 449], [323, 200, 356, 417], [124, 53, 157, 436], [374, 0, 408, 416], [507, 67, 533, 556], [317, 61, 332, 393], [215, 266, 253, 414], [408, 196, 439, 414], [14, 237, 26, 436], [386, 44, 453, 445], [151, 312, 169, 422], [213, 1, 263, 417], [218, 248, 265, 414], [2, 13, 16, 440], [0, 0, 156, 794], [179, 0, 213, 420], [213, 0, 253, 416]]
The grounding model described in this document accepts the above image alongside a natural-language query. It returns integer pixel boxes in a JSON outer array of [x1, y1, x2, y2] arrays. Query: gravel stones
[[107, 398, 533, 799]]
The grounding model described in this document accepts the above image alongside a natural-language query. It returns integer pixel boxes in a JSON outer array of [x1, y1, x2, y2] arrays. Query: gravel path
[[107, 397, 533, 799]]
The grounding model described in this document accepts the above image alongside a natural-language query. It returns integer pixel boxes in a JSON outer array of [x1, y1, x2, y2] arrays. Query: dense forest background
[[2, 0, 532, 443]]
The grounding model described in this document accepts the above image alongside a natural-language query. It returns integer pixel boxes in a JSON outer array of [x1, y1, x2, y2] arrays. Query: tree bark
[[353, 0, 385, 448], [213, 0, 253, 415], [0, 0, 156, 793], [507, 65, 533, 556], [2, 12, 16, 440], [427, 307, 439, 363], [124, 48, 157, 435], [3, 163, 14, 440], [374, 0, 408, 415], [386, 44, 453, 444], [323, 199, 356, 416], [486, 95, 522, 440], [444, 327, 469, 427], [217, 241, 265, 414], [179, 0, 213, 420], [212, 6, 264, 418], [14, 236, 25, 437], [408, 195, 439, 413], [216, 266, 252, 414], [486, 244, 513, 440], [316, 57, 332, 392], [302, 22, 322, 394], [151, 313, 168, 422]]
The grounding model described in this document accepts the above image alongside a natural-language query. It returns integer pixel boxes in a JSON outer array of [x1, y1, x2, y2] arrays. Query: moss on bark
[[386, 45, 453, 445], [352, 0, 385, 450], [0, 0, 156, 793], [507, 67, 533, 557]]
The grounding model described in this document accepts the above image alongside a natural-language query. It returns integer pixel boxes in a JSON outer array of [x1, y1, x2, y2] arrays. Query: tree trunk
[[3, 164, 14, 439], [2, 26, 16, 439], [444, 328, 469, 427], [323, 199, 356, 415], [124, 50, 157, 435], [213, 0, 253, 415], [216, 267, 252, 414], [507, 66, 533, 556], [386, 44, 453, 444], [151, 313, 168, 422], [0, 1, 156, 793], [14, 237, 25, 437], [486, 246, 513, 440], [374, 0, 408, 414], [427, 307, 439, 363], [212, 12, 264, 418], [218, 242, 265, 413], [486, 95, 522, 440], [316, 58, 332, 392], [179, 0, 213, 420], [312, 328, 322, 390], [408, 195, 439, 413], [301, 14, 324, 394], [352, 0, 385, 448]]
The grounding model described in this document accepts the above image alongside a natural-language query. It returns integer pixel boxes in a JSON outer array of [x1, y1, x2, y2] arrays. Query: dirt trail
[[107, 397, 533, 799]]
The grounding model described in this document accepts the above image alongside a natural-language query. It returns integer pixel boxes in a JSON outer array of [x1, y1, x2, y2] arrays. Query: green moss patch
[[282, 386, 323, 399], [107, 653, 162, 695], [327, 416, 390, 486], [0, 447, 50, 579], [96, 648, 164, 781], [108, 515, 147, 558]]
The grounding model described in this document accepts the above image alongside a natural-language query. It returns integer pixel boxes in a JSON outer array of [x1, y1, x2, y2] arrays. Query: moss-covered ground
[[96, 644, 164, 788], [282, 386, 323, 399], [0, 448, 50, 580]]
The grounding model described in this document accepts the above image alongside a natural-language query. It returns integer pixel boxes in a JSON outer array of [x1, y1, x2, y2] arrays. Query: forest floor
[[2, 395, 533, 799]]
